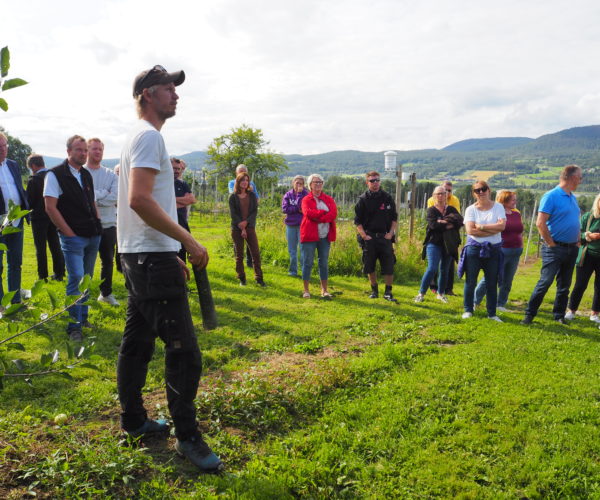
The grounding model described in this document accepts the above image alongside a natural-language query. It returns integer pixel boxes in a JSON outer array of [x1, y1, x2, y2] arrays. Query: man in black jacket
[[44, 135, 102, 341], [26, 154, 65, 282], [354, 171, 398, 302]]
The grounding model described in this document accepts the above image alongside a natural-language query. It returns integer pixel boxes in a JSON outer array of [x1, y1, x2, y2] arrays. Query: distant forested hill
[[442, 137, 534, 152]]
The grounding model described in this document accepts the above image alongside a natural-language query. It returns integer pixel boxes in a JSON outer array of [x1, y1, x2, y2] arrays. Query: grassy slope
[[1, 214, 600, 499]]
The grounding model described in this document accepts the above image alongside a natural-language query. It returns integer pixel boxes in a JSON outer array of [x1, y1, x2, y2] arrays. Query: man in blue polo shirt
[[522, 165, 582, 325]]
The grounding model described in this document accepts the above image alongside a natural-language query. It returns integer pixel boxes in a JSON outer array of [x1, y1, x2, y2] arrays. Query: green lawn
[[1, 214, 600, 499]]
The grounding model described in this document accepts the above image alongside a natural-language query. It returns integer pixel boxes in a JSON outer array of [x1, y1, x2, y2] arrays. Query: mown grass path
[[1, 214, 600, 498]]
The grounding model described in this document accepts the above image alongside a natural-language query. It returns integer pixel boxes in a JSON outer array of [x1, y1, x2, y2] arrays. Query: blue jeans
[[525, 244, 578, 320], [286, 225, 303, 275], [419, 243, 452, 295], [463, 245, 501, 316], [60, 234, 101, 331], [474, 247, 523, 307], [0, 223, 24, 304], [301, 238, 330, 281]]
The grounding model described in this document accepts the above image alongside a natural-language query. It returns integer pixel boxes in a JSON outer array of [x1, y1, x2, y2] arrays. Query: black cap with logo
[[132, 65, 185, 98]]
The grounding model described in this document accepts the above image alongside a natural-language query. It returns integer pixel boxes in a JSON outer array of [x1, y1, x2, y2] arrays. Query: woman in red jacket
[[300, 174, 337, 299]]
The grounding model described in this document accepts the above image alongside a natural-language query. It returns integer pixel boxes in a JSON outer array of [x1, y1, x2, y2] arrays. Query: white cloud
[[2, 0, 600, 159]]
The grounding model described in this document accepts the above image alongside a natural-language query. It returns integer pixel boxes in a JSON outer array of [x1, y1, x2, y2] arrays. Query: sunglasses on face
[[473, 187, 488, 194], [368, 178, 381, 183]]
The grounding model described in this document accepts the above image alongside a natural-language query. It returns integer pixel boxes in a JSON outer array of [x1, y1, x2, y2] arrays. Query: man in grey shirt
[[85, 137, 119, 306]]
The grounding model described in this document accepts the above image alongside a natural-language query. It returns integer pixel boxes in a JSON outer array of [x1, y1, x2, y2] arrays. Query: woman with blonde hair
[[565, 192, 600, 323], [228, 172, 265, 287], [300, 174, 337, 298], [282, 175, 308, 277]]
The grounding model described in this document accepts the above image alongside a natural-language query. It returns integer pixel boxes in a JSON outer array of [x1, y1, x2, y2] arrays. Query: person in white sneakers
[[564, 192, 600, 324], [85, 138, 120, 306]]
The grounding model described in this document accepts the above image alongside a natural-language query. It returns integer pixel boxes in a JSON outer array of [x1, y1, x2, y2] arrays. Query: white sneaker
[[488, 315, 503, 322], [564, 311, 576, 321], [414, 294, 424, 303], [590, 315, 600, 324], [462, 312, 473, 319], [496, 306, 509, 313], [98, 293, 120, 306], [436, 294, 448, 303]]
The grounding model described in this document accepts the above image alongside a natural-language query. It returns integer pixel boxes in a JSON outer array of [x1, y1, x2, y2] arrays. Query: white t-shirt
[[464, 202, 506, 244], [117, 120, 180, 253]]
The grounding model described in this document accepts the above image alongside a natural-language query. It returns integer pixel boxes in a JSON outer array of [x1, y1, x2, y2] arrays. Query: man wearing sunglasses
[[522, 165, 583, 325], [355, 171, 398, 301], [116, 65, 223, 473]]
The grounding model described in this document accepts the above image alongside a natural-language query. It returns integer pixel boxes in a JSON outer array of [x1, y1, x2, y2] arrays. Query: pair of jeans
[[31, 217, 65, 280], [301, 238, 330, 281], [568, 253, 600, 312], [98, 226, 117, 297], [0, 222, 24, 304], [118, 253, 202, 441], [231, 227, 263, 281], [525, 244, 578, 320], [286, 225, 302, 275], [59, 234, 100, 331], [419, 243, 452, 295], [474, 247, 523, 307], [463, 244, 501, 316]]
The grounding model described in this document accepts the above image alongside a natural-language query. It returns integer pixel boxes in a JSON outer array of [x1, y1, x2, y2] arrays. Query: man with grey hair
[[0, 131, 29, 308], [117, 64, 222, 473], [522, 165, 583, 325]]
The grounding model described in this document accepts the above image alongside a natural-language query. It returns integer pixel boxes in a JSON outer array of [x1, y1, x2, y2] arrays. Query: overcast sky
[[2, 0, 600, 159]]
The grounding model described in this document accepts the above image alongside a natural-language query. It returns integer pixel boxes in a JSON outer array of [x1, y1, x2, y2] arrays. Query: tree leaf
[[40, 353, 52, 367], [78, 362, 100, 371], [0, 98, 7, 112], [75, 346, 85, 359], [3, 303, 23, 316], [47, 289, 58, 309], [31, 279, 45, 298], [65, 341, 74, 360], [1, 78, 27, 91], [57, 372, 73, 381], [51, 350, 60, 364], [6, 342, 25, 351], [78, 275, 92, 293], [12, 359, 25, 371], [0, 46, 9, 77], [1, 226, 21, 235], [0, 243, 6, 251], [1, 291, 17, 307]]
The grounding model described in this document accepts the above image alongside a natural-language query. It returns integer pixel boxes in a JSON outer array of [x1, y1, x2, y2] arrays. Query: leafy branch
[[0, 46, 28, 112]]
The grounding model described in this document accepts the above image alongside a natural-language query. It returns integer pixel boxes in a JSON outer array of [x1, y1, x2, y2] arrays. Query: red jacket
[[300, 191, 337, 243]]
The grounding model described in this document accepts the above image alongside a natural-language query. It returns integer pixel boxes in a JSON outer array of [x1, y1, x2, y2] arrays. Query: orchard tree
[[206, 124, 287, 185], [0, 126, 32, 174]]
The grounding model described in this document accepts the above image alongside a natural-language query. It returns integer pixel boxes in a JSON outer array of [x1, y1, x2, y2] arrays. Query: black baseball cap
[[132, 65, 185, 97]]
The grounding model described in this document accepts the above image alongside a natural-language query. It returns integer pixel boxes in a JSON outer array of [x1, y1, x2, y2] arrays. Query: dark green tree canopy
[[0, 126, 32, 174], [206, 124, 287, 181]]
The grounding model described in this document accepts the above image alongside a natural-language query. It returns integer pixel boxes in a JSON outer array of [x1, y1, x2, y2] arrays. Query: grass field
[[2, 213, 600, 499]]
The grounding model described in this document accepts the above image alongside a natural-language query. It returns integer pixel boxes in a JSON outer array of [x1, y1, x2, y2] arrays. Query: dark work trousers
[[31, 218, 65, 280], [231, 227, 263, 281], [568, 253, 600, 312], [98, 226, 117, 297], [177, 217, 191, 263], [118, 252, 202, 441]]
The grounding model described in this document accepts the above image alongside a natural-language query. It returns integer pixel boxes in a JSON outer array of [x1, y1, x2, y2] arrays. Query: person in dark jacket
[[415, 186, 463, 303], [44, 135, 102, 341], [229, 172, 264, 286], [354, 170, 398, 302], [26, 154, 65, 282], [281, 175, 308, 277]]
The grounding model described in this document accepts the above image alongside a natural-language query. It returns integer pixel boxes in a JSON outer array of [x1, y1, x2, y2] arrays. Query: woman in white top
[[461, 181, 506, 321]]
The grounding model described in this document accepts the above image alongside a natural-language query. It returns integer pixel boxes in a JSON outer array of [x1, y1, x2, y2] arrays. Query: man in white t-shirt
[[116, 65, 222, 473]]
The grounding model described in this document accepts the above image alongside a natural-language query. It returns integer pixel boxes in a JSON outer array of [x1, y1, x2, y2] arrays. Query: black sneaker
[[175, 436, 224, 473], [126, 418, 169, 438], [520, 315, 533, 325], [369, 291, 379, 299], [256, 279, 266, 287], [555, 318, 567, 325], [383, 293, 398, 303], [239, 278, 247, 286], [68, 329, 83, 342]]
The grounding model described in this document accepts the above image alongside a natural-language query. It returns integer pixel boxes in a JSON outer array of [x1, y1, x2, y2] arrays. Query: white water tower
[[384, 151, 397, 172]]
